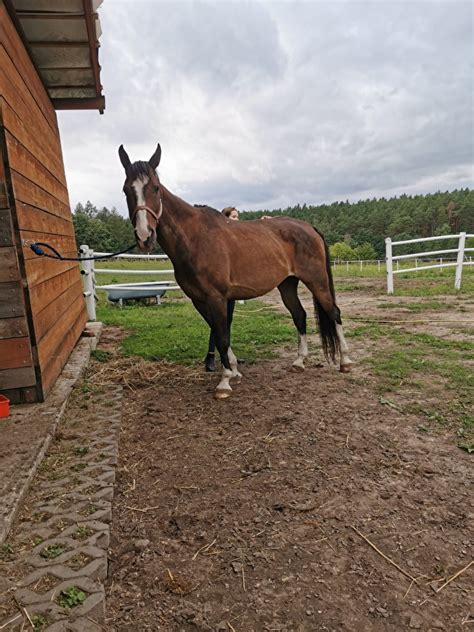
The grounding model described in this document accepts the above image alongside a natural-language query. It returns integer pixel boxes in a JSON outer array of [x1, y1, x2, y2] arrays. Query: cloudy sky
[[58, 0, 473, 215]]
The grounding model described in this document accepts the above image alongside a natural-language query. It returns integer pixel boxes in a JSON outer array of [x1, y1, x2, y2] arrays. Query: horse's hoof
[[214, 388, 232, 400], [230, 372, 242, 384], [340, 363, 352, 373], [204, 355, 216, 372], [291, 363, 305, 372]]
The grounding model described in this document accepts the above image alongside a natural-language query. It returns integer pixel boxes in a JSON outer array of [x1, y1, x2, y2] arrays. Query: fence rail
[[79, 245, 181, 320], [385, 232, 473, 294]]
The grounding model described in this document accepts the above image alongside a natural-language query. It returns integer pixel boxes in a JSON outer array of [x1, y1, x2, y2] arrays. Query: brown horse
[[119, 143, 353, 399]]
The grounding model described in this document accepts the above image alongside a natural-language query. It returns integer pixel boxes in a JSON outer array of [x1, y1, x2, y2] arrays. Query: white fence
[[385, 232, 474, 294], [79, 245, 180, 321]]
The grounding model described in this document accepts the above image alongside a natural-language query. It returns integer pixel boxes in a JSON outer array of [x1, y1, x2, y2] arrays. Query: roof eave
[[52, 95, 105, 114]]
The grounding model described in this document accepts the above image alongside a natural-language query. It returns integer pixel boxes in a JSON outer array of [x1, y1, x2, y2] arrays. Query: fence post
[[377, 260, 381, 272], [454, 232, 466, 290], [80, 244, 96, 321], [385, 238, 394, 294]]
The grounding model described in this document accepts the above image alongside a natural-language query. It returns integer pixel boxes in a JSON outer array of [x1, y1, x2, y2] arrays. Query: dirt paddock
[[96, 286, 472, 631]]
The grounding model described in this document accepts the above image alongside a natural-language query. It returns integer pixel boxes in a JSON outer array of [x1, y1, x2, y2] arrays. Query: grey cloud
[[58, 0, 473, 216]]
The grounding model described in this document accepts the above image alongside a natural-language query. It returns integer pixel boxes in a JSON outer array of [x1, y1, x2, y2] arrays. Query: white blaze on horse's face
[[132, 175, 151, 243]]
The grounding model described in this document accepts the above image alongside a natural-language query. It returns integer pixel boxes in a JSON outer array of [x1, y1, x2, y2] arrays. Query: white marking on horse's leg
[[292, 333, 308, 370], [228, 347, 242, 382], [214, 367, 233, 399], [132, 176, 150, 242], [336, 323, 353, 370]]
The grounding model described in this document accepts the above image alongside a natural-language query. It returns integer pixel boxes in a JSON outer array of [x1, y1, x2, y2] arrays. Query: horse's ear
[[118, 145, 131, 171], [149, 143, 161, 170]]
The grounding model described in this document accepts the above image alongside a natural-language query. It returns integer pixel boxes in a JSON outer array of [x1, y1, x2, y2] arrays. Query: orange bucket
[[0, 395, 10, 418]]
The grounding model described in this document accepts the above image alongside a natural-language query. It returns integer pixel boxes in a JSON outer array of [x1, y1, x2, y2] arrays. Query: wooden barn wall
[[0, 3, 87, 402]]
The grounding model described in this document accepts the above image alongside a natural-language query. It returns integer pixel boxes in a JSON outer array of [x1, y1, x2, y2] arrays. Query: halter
[[131, 200, 163, 226]]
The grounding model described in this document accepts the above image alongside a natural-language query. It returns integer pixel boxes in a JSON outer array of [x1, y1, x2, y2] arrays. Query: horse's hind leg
[[278, 277, 308, 371], [335, 321, 353, 372], [304, 281, 353, 372], [226, 300, 242, 383]]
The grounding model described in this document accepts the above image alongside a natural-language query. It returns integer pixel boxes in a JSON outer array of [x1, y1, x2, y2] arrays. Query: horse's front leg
[[193, 298, 235, 399]]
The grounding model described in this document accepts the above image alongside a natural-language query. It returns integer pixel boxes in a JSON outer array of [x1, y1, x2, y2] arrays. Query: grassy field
[[97, 300, 295, 364], [94, 258, 176, 287]]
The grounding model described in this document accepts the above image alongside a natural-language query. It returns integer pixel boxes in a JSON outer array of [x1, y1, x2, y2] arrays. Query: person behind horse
[[204, 207, 239, 372]]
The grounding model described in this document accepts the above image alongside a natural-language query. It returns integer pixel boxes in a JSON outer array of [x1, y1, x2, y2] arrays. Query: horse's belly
[[229, 268, 291, 300]]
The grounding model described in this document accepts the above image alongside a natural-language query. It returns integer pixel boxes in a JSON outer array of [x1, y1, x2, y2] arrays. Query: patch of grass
[[57, 586, 87, 609], [74, 446, 89, 457], [73, 526, 93, 541], [91, 349, 113, 362], [334, 282, 368, 291], [70, 463, 87, 472], [32, 614, 49, 631], [333, 263, 384, 278], [0, 543, 14, 559], [394, 276, 474, 297], [40, 544, 65, 559], [363, 324, 473, 448], [96, 300, 296, 364], [346, 324, 390, 339], [376, 300, 447, 312], [80, 382, 97, 394]]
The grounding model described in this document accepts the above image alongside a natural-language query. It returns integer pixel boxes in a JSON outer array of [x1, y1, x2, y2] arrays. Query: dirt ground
[[95, 284, 472, 631]]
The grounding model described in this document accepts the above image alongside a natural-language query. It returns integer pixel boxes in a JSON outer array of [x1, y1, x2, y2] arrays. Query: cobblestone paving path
[[0, 385, 122, 631]]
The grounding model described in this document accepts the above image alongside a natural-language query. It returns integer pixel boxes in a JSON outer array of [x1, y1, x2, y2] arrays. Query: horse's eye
[[154, 186, 160, 193]]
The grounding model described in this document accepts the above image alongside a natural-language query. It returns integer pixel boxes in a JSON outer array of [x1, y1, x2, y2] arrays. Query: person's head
[[222, 206, 239, 221]]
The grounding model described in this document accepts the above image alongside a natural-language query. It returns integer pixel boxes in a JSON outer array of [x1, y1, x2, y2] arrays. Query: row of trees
[[72, 189, 473, 258], [243, 189, 474, 257], [73, 201, 134, 252]]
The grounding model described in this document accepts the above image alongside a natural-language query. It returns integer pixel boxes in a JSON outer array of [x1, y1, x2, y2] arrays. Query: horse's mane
[[194, 204, 221, 214]]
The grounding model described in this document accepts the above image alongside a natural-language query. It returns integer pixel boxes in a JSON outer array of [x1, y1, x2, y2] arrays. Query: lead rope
[[23, 241, 136, 261]]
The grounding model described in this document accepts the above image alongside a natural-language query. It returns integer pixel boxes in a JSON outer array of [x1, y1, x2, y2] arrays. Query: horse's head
[[119, 143, 162, 252]]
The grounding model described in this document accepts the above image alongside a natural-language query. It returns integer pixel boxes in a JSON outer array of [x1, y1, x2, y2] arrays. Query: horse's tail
[[313, 227, 340, 363]]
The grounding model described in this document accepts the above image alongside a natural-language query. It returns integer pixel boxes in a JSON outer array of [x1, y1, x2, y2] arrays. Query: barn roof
[[7, 0, 105, 113]]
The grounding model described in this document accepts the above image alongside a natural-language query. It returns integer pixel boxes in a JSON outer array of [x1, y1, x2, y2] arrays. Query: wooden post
[[80, 245, 96, 321], [386, 238, 394, 294], [455, 232, 466, 290]]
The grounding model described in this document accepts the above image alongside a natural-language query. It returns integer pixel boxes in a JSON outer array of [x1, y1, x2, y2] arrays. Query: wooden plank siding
[[11, 170, 73, 222], [0, 246, 21, 281], [29, 267, 83, 320], [0, 317, 29, 339], [15, 202, 73, 236], [0, 5, 87, 403], [0, 367, 36, 391], [0, 3, 59, 133], [0, 337, 31, 370], [0, 150, 9, 208]]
